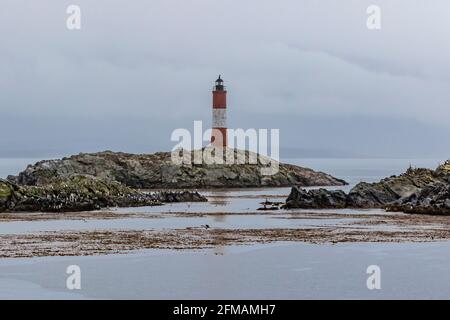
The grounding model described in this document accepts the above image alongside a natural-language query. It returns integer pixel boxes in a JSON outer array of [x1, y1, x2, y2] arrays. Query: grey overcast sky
[[1, 0, 449, 158]]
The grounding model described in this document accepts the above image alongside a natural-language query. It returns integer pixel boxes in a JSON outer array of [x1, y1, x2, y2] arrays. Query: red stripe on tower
[[211, 75, 227, 147]]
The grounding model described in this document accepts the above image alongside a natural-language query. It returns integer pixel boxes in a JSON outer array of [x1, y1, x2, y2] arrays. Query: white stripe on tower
[[212, 109, 227, 128]]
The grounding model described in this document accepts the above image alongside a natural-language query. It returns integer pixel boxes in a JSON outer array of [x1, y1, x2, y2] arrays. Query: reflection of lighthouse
[[211, 75, 227, 147]]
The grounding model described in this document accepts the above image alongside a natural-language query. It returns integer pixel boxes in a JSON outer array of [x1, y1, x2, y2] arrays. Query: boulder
[[284, 186, 347, 209], [387, 182, 450, 215]]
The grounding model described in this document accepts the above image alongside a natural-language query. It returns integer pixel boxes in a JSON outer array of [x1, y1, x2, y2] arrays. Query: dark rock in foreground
[[387, 181, 450, 215], [346, 167, 439, 208], [285, 187, 347, 209], [284, 161, 450, 215], [0, 175, 206, 213], [7, 150, 347, 189]]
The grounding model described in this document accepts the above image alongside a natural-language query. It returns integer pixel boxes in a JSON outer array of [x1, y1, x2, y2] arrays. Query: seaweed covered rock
[[0, 179, 19, 210], [0, 175, 206, 213]]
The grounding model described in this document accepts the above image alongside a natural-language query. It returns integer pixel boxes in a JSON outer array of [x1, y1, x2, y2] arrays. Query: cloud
[[0, 0, 449, 157]]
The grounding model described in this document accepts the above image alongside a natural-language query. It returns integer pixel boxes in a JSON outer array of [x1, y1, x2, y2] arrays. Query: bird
[[201, 224, 210, 229]]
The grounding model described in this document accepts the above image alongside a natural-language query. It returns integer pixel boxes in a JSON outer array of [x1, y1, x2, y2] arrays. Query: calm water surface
[[0, 157, 448, 299]]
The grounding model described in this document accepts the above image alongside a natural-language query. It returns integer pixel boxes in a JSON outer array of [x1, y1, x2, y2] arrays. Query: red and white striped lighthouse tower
[[211, 75, 228, 147]]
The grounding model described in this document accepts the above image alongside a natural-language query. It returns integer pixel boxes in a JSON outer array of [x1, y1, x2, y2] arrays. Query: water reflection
[[207, 191, 231, 254], [208, 190, 230, 207]]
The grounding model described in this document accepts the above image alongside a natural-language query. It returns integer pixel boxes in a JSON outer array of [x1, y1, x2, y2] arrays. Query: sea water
[[0, 157, 447, 299]]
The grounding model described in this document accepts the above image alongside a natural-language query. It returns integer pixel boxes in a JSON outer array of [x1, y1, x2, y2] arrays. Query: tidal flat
[[0, 188, 449, 258], [1, 158, 448, 299]]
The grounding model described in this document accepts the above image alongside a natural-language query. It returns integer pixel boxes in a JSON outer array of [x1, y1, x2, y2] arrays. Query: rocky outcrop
[[285, 187, 347, 209], [0, 175, 206, 213], [346, 167, 439, 208], [387, 181, 450, 215], [285, 162, 450, 214], [7, 150, 347, 189]]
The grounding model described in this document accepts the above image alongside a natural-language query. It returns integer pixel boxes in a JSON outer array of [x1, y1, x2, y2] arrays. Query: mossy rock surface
[[437, 161, 450, 175], [0, 179, 19, 210], [7, 149, 347, 189], [0, 175, 206, 213], [0, 181, 13, 198]]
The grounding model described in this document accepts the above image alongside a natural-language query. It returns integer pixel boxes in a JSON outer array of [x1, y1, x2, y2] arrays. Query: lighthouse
[[211, 75, 228, 147]]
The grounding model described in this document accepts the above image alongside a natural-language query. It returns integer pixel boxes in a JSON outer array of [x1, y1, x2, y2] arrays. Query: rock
[[153, 190, 207, 203], [7, 149, 347, 189], [284, 186, 348, 209], [0, 180, 19, 210], [284, 162, 450, 213], [436, 160, 450, 175], [257, 206, 279, 211], [346, 182, 401, 208], [387, 182, 450, 215], [347, 167, 442, 208], [257, 199, 283, 210], [0, 175, 206, 213], [260, 200, 283, 206]]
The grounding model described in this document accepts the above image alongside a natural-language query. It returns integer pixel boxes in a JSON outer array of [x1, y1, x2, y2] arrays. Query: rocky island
[[285, 160, 450, 215], [2, 149, 346, 213], [7, 150, 346, 188]]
